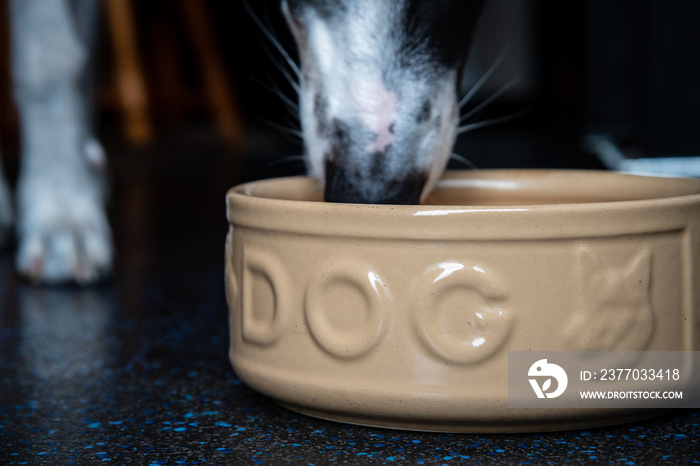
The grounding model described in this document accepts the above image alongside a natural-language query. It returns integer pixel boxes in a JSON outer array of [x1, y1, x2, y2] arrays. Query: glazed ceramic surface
[[225, 170, 700, 432]]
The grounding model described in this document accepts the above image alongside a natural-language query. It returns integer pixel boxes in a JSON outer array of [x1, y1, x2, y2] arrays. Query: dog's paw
[[16, 160, 112, 284], [17, 229, 112, 284], [16, 207, 112, 285]]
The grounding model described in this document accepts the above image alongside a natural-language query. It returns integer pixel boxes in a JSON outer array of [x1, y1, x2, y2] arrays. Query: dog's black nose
[[324, 163, 426, 205]]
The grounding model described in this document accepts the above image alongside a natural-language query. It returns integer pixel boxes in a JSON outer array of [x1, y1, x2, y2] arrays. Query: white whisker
[[259, 42, 301, 95], [249, 75, 299, 115], [260, 117, 303, 139], [457, 107, 530, 134], [449, 153, 479, 169], [243, 0, 301, 78], [267, 154, 307, 168], [459, 77, 521, 124], [281, 112, 300, 129], [458, 44, 510, 109]]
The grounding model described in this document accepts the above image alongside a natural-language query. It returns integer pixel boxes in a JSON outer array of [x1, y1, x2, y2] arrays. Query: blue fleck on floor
[[1, 127, 698, 465]]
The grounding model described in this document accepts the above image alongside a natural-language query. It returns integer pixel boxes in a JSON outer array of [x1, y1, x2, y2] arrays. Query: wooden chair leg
[[103, 0, 152, 146], [178, 0, 246, 148]]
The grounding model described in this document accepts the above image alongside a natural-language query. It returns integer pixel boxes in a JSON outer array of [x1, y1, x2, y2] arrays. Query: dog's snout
[[324, 161, 426, 205], [286, 0, 486, 207]]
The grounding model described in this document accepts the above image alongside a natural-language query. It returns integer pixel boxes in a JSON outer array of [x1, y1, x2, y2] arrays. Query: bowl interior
[[236, 170, 700, 207]]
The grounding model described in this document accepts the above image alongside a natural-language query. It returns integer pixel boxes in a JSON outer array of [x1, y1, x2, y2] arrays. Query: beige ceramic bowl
[[225, 169, 700, 432]]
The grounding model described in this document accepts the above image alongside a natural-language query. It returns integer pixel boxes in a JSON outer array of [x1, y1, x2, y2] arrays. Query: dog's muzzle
[[324, 162, 427, 205]]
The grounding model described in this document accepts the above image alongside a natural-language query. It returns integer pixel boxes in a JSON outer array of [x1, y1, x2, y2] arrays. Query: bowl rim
[[229, 169, 700, 207], [226, 169, 700, 240]]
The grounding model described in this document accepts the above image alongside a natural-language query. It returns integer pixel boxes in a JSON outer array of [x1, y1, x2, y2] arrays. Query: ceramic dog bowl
[[225, 170, 700, 432]]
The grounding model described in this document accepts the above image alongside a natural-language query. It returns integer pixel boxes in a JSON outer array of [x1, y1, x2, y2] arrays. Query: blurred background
[[1, 0, 699, 181], [0, 0, 698, 243]]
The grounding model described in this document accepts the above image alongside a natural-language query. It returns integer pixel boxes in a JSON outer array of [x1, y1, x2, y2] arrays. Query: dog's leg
[[9, 0, 111, 283], [0, 149, 13, 247]]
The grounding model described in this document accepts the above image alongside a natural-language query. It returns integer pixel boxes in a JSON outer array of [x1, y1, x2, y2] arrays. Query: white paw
[[16, 206, 112, 284], [17, 222, 112, 284], [16, 151, 112, 284]]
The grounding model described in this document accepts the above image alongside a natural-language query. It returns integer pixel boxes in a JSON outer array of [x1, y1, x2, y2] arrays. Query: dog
[[0, 0, 485, 283]]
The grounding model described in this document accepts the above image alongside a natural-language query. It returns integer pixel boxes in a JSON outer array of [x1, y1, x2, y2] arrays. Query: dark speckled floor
[[1, 126, 699, 465]]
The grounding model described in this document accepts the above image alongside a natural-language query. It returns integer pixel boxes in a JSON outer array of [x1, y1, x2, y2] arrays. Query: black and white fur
[[0, 0, 485, 283], [282, 0, 485, 204]]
